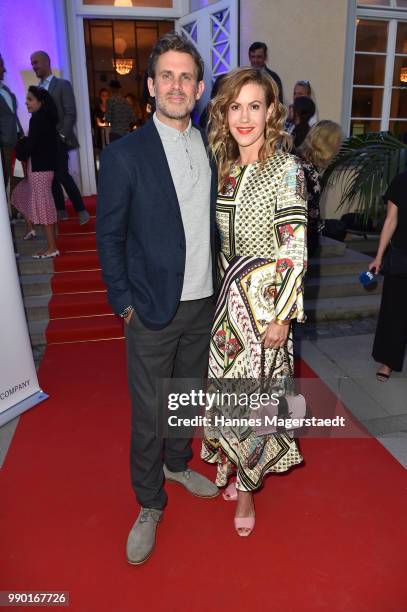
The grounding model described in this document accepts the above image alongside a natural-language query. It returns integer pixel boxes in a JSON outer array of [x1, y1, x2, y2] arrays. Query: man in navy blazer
[[0, 54, 23, 204], [30, 51, 89, 224], [97, 32, 219, 564]]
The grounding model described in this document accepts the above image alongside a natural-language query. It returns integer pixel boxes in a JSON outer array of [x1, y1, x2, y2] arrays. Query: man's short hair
[[248, 42, 268, 56], [147, 31, 204, 82], [31, 50, 51, 64]]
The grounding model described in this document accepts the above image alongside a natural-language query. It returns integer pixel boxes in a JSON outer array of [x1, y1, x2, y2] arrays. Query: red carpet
[[45, 197, 123, 344], [1, 341, 407, 611]]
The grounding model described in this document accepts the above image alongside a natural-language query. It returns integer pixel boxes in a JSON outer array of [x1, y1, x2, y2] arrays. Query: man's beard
[[155, 92, 196, 120]]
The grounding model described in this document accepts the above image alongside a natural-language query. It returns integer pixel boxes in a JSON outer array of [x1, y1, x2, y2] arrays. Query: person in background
[[144, 95, 156, 120], [11, 86, 58, 258], [291, 96, 316, 151], [298, 120, 342, 257], [124, 93, 142, 130], [30, 50, 90, 224], [94, 87, 109, 127], [198, 73, 226, 130], [369, 170, 407, 381], [106, 80, 135, 142], [201, 67, 307, 537], [0, 53, 23, 210], [248, 41, 283, 103], [286, 80, 318, 131], [93, 87, 110, 149]]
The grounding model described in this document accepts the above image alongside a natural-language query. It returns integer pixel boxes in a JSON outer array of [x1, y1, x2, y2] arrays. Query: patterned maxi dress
[[201, 153, 308, 492]]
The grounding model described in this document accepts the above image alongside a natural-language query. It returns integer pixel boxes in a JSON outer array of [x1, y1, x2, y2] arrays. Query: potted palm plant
[[321, 132, 407, 232]]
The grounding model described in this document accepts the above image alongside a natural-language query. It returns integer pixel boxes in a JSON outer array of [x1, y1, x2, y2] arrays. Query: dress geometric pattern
[[201, 153, 308, 491]]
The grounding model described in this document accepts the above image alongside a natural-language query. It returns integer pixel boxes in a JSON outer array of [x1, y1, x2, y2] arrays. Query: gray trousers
[[125, 297, 214, 510]]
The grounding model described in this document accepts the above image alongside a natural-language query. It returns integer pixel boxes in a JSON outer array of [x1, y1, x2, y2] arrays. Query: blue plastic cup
[[359, 270, 377, 286]]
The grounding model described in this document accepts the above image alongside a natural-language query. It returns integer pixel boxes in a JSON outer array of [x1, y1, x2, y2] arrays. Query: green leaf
[[321, 132, 407, 227]]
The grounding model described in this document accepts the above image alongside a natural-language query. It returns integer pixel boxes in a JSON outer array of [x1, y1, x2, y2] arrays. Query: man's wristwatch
[[119, 305, 134, 319]]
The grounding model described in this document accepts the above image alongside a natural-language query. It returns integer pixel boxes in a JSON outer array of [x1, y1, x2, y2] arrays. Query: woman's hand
[[368, 256, 382, 275], [261, 321, 290, 349]]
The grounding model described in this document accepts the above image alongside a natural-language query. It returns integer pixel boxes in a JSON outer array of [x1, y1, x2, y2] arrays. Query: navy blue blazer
[[96, 118, 218, 330]]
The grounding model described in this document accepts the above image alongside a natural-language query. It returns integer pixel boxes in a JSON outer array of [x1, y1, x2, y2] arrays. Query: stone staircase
[[13, 221, 382, 347], [305, 237, 382, 321]]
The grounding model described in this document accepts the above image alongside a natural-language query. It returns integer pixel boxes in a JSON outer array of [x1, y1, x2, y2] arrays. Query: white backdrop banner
[[0, 162, 47, 426]]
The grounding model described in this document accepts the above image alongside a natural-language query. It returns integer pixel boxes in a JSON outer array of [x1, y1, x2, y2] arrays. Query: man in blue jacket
[[96, 32, 219, 565], [0, 54, 23, 207]]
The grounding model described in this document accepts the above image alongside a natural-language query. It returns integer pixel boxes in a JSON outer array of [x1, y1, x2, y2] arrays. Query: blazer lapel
[[143, 119, 181, 216], [0, 87, 14, 115], [47, 77, 57, 95]]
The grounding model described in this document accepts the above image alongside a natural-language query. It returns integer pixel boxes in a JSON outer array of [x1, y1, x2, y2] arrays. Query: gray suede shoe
[[164, 466, 219, 498], [57, 209, 69, 221], [126, 507, 163, 565], [78, 210, 90, 225]]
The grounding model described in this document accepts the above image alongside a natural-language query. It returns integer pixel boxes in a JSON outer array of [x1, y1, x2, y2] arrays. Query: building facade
[[1, 0, 406, 216]]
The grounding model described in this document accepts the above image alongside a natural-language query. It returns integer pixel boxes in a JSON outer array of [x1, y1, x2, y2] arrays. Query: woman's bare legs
[[23, 218, 35, 240], [235, 490, 255, 536], [376, 364, 392, 381], [37, 223, 58, 255]]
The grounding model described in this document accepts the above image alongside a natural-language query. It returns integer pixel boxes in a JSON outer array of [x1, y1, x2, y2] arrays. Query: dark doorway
[[84, 18, 173, 169]]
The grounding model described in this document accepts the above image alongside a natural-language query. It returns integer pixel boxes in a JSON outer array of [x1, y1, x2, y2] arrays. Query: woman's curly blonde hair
[[208, 67, 291, 188], [299, 120, 343, 169]]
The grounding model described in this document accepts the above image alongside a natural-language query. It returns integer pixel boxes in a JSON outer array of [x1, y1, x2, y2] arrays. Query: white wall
[[239, 0, 350, 122], [0, 0, 70, 134]]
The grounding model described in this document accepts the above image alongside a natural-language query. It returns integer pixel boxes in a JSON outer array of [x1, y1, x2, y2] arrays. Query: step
[[12, 218, 97, 238], [24, 292, 112, 321], [46, 314, 123, 344], [307, 248, 372, 277], [304, 294, 382, 322], [27, 319, 48, 347], [57, 234, 97, 252], [344, 237, 379, 256], [17, 252, 100, 275], [49, 293, 112, 319], [57, 218, 96, 235], [11, 221, 45, 239], [304, 274, 383, 300], [316, 236, 346, 258], [24, 295, 52, 321], [15, 234, 97, 256], [51, 270, 106, 294], [53, 252, 100, 272], [20, 273, 52, 297], [14, 238, 48, 257], [65, 196, 97, 217], [17, 255, 54, 275]]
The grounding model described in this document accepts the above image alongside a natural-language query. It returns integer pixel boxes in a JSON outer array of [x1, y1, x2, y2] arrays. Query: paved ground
[[298, 332, 407, 468]]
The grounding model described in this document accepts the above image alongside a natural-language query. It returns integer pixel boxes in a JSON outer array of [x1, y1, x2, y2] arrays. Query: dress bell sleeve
[[272, 158, 308, 323]]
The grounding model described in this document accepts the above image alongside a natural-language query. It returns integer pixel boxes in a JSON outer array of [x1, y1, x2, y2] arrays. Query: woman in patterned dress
[[201, 68, 308, 536], [12, 86, 59, 258]]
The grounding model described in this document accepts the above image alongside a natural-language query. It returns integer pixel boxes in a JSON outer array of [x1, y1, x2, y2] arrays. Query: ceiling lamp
[[114, 0, 133, 6], [113, 58, 134, 75], [400, 67, 407, 83]]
